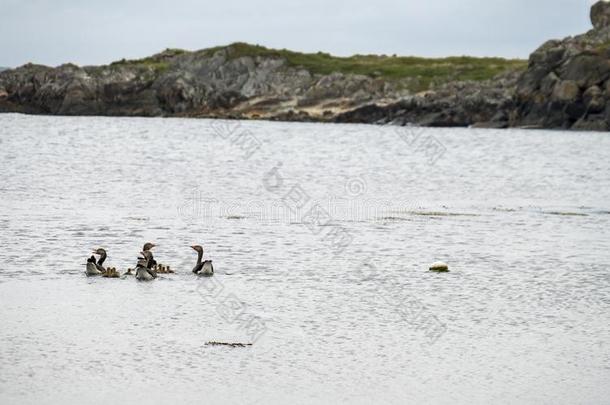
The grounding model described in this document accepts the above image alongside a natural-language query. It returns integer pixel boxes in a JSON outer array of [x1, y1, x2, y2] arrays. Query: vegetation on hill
[[209, 42, 527, 90], [107, 43, 526, 91], [108, 48, 187, 73]]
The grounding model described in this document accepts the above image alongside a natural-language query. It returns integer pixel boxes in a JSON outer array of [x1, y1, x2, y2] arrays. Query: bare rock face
[[552, 80, 580, 102], [335, 71, 519, 128], [511, 1, 610, 130], [0, 45, 410, 120], [591, 1, 610, 30], [343, 1, 610, 131]]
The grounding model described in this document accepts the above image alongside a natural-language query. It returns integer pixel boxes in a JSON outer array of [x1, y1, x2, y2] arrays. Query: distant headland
[[1, 1, 610, 131]]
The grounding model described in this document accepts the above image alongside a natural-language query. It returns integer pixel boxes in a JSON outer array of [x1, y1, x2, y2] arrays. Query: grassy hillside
[[108, 48, 187, 73], [109, 42, 527, 91], [212, 43, 527, 90]]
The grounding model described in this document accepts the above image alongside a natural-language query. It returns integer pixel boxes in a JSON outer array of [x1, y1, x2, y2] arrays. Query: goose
[[92, 248, 107, 272], [136, 250, 157, 281], [142, 242, 157, 268], [85, 248, 108, 276], [191, 245, 214, 276]]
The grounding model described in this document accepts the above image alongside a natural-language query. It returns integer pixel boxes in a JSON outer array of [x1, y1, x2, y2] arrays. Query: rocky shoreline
[[1, 2, 610, 131]]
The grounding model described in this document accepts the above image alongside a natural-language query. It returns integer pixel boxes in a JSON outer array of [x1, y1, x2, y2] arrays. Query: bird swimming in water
[[92, 248, 107, 271], [142, 242, 174, 273], [136, 250, 157, 281], [153, 264, 174, 274], [139, 242, 157, 268], [85, 248, 108, 276], [102, 267, 120, 278], [191, 245, 214, 276]]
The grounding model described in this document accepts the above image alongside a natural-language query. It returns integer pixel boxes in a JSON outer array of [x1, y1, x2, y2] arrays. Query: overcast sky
[[0, 0, 598, 67]]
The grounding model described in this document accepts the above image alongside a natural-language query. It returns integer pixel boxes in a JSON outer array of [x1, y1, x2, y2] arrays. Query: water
[[0, 113, 609, 404]]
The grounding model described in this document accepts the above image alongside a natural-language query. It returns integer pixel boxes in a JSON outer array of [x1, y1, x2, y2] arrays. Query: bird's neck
[[98, 252, 106, 265], [146, 252, 154, 269], [197, 250, 203, 265]]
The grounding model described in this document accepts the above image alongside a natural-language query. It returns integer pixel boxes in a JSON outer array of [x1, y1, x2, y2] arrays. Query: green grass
[[106, 43, 526, 91], [110, 58, 169, 73], [211, 42, 527, 90], [109, 48, 187, 73]]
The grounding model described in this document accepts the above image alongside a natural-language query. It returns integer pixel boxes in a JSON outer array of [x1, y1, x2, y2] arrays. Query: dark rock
[[560, 54, 610, 88], [539, 72, 560, 94], [584, 85, 605, 112], [552, 80, 580, 101], [334, 103, 394, 124], [591, 1, 610, 30], [564, 100, 587, 121], [572, 115, 609, 131], [0, 45, 410, 120], [336, 71, 519, 128], [511, 2, 610, 130], [529, 40, 566, 66]]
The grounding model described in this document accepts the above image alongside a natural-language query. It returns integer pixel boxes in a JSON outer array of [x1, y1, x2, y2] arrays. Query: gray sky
[[0, 0, 596, 67]]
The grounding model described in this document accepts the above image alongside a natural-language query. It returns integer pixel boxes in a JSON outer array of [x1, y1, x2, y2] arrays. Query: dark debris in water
[[379, 211, 479, 221], [125, 216, 150, 221], [408, 211, 479, 217], [543, 211, 588, 217], [492, 207, 519, 212], [378, 216, 413, 221], [206, 341, 252, 348]]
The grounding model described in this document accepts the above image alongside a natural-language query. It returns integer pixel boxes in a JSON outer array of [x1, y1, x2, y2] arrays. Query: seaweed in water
[[206, 341, 253, 348]]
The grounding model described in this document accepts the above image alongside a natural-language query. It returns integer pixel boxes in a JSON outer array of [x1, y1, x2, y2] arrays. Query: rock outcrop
[[510, 0, 610, 130], [335, 71, 519, 128], [592, 0, 610, 30], [0, 43, 524, 125], [0, 46, 411, 120], [337, 1, 610, 131], [1, 2, 610, 131]]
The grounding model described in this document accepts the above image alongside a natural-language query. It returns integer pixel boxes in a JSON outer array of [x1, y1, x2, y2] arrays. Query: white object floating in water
[[429, 261, 449, 272]]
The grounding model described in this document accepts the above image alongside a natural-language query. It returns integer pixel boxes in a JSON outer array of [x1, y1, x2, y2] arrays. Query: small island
[[1, 1, 609, 131]]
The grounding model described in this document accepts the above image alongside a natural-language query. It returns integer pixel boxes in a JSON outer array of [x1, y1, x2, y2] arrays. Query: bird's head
[[142, 242, 156, 251], [92, 248, 106, 256]]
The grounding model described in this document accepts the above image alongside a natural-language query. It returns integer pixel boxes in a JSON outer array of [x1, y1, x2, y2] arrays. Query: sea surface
[[0, 113, 609, 404]]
